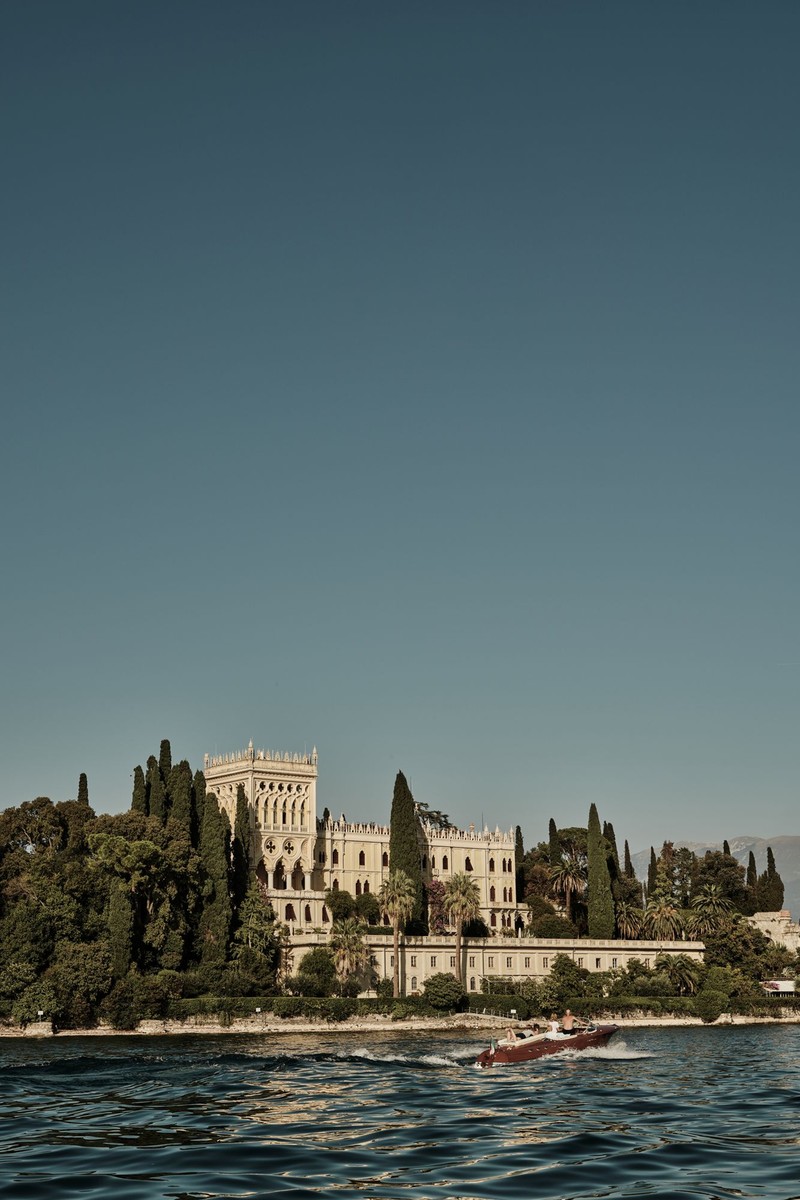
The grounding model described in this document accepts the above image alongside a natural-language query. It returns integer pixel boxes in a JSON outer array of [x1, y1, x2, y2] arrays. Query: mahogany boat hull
[[475, 1023, 619, 1067]]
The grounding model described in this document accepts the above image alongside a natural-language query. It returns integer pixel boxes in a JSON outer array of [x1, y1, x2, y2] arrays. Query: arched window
[[490, 912, 497, 927], [465, 857, 472, 872], [490, 886, 496, 902], [359, 850, 365, 867], [382, 852, 389, 868], [431, 856, 436, 870], [332, 879, 339, 891], [442, 855, 448, 870], [332, 849, 339, 866], [411, 977, 418, 993], [322, 906, 329, 923], [470, 977, 476, 991], [304, 905, 312, 923], [285, 903, 296, 921], [363, 880, 369, 893], [355, 880, 362, 896], [489, 857, 495, 873]]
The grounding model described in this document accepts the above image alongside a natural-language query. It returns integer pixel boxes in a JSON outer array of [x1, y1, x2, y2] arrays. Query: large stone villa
[[204, 741, 704, 992]]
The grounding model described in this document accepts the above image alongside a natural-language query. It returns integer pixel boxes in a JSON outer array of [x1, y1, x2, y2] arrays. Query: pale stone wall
[[748, 910, 800, 953]]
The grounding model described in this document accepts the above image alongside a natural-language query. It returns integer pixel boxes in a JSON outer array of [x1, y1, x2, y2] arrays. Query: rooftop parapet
[[204, 740, 318, 769]]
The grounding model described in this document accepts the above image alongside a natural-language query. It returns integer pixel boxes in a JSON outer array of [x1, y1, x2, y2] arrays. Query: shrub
[[423, 972, 467, 1011], [694, 989, 728, 1023]]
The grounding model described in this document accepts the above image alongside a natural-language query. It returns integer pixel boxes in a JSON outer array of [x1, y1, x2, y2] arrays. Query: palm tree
[[643, 894, 684, 940], [687, 884, 734, 939], [654, 952, 701, 996], [549, 855, 586, 922], [329, 918, 370, 995], [442, 871, 482, 983], [615, 900, 644, 941], [379, 870, 416, 998]]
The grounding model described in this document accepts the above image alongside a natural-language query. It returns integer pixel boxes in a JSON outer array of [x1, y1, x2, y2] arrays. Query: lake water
[[1, 1025, 799, 1200]]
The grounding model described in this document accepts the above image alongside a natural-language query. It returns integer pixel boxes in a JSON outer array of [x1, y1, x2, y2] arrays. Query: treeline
[[520, 802, 786, 942], [0, 741, 283, 1028]]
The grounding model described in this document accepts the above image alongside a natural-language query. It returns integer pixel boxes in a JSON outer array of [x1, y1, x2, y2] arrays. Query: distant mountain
[[632, 836, 800, 921]]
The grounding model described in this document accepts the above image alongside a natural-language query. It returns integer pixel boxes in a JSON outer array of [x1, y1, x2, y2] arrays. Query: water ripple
[[2, 1026, 800, 1199]]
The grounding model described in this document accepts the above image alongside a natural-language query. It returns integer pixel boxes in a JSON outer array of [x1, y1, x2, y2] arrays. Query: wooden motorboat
[[475, 1023, 619, 1067]]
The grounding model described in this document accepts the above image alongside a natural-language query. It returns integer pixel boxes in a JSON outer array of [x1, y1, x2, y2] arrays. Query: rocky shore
[[3, 1010, 799, 1038]]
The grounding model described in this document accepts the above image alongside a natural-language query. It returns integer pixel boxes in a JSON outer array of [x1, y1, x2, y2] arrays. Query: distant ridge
[[632, 836, 800, 921]]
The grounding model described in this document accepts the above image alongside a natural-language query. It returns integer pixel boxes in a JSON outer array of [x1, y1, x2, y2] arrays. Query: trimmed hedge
[[467, 994, 530, 1019]]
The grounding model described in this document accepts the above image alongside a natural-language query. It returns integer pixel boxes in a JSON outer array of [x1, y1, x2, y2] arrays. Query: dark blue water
[[2, 1026, 799, 1200]]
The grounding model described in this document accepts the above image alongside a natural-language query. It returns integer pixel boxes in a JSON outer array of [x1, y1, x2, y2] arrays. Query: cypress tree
[[603, 821, 620, 867], [756, 846, 785, 911], [191, 770, 206, 849], [388, 771, 425, 931], [624, 839, 634, 879], [548, 818, 561, 866], [746, 851, 758, 890], [723, 839, 731, 857], [159, 739, 172, 786], [198, 791, 232, 964], [131, 765, 147, 814], [77, 772, 89, 806], [108, 882, 134, 978], [587, 803, 614, 938], [168, 760, 194, 836], [231, 784, 252, 911], [647, 847, 658, 896], [514, 825, 525, 902], [147, 756, 166, 823]]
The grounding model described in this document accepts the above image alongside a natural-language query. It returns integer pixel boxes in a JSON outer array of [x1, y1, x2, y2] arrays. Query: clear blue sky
[[2, 1, 798, 854]]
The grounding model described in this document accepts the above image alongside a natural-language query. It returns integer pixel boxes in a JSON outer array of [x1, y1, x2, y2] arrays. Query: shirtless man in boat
[[561, 1009, 587, 1034]]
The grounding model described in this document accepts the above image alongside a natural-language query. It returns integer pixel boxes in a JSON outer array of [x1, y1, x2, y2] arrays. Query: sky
[[2, 1, 798, 855]]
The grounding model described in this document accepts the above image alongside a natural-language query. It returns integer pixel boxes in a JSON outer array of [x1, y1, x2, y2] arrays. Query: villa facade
[[203, 742, 519, 933]]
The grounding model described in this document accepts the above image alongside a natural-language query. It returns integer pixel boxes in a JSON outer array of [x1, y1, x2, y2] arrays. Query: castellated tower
[[203, 740, 319, 893]]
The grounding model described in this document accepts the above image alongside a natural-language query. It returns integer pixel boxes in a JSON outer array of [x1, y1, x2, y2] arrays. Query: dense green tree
[[548, 818, 560, 866], [107, 881, 134, 977], [231, 784, 252, 911], [647, 847, 658, 896], [354, 892, 381, 925], [290, 946, 337, 997], [191, 771, 205, 849], [131, 765, 147, 815], [756, 847, 785, 911], [146, 757, 166, 823], [443, 871, 481, 983], [423, 972, 466, 1011], [379, 869, 416, 998], [167, 761, 194, 838], [388, 771, 425, 931], [197, 792, 232, 965], [514, 825, 525, 901], [623, 839, 634, 878], [587, 804, 614, 938], [530, 913, 578, 938], [77, 773, 89, 807], [159, 739, 172, 787], [696, 850, 749, 913], [324, 888, 357, 922]]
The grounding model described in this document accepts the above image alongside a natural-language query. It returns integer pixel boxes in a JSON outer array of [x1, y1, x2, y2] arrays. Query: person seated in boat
[[560, 1009, 587, 1034], [546, 1012, 562, 1038]]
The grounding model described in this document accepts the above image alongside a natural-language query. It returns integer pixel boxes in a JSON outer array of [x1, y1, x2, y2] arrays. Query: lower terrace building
[[204, 741, 705, 989]]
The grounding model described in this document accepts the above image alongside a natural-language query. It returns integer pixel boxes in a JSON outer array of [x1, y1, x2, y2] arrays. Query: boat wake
[[555, 1040, 655, 1060]]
